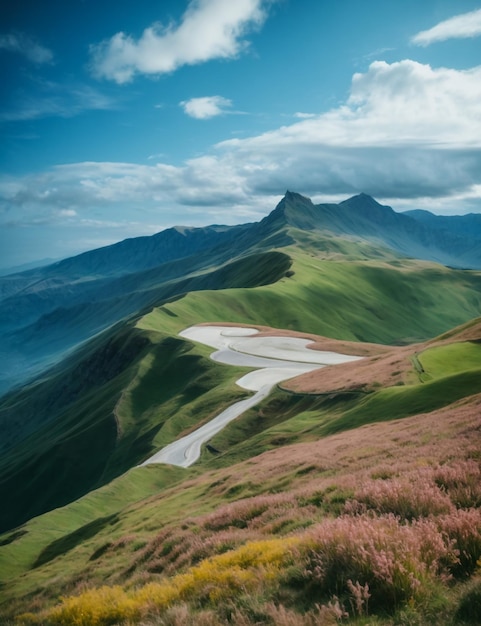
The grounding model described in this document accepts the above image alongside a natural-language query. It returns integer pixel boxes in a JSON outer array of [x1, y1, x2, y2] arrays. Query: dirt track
[[140, 325, 362, 467]]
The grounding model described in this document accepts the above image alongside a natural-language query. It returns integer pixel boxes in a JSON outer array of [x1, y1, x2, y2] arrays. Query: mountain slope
[[1, 317, 480, 625], [404, 208, 481, 239], [0, 250, 292, 531], [2, 191, 480, 397], [270, 191, 481, 268], [1, 190, 481, 624], [1, 246, 481, 533]]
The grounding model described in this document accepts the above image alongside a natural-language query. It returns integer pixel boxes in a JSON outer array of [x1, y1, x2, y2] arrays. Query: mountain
[[269, 191, 481, 268], [0, 222, 268, 394], [0, 191, 481, 624], [2, 191, 481, 396], [0, 257, 59, 277], [404, 207, 481, 239]]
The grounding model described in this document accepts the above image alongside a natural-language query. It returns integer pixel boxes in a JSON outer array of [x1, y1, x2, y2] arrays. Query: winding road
[[140, 326, 362, 468]]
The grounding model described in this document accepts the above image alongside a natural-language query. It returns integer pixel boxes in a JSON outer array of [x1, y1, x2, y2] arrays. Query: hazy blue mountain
[[270, 191, 481, 269], [0, 258, 60, 276], [404, 208, 481, 240], [0, 222, 263, 393], [0, 223, 252, 301]]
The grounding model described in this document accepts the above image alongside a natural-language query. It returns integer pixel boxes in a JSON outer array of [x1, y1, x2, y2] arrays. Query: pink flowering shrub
[[436, 508, 481, 577], [347, 460, 481, 521], [263, 601, 348, 625], [433, 460, 481, 509], [346, 474, 454, 520], [297, 514, 458, 611], [203, 493, 296, 530]]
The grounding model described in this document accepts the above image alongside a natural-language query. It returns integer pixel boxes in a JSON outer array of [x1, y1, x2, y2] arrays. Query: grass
[[0, 250, 292, 533], [1, 245, 481, 622], [319, 368, 481, 435], [190, 337, 481, 468], [139, 250, 481, 345], [11, 455, 481, 625], [418, 341, 481, 381], [0, 464, 188, 581], [0, 328, 253, 533]]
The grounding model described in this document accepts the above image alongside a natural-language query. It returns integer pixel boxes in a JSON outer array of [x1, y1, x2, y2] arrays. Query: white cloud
[[210, 60, 481, 202], [180, 95, 232, 119], [58, 209, 77, 218], [90, 0, 272, 83], [2, 59, 481, 237], [220, 60, 481, 151], [412, 8, 481, 46], [293, 112, 316, 119], [0, 32, 53, 64]]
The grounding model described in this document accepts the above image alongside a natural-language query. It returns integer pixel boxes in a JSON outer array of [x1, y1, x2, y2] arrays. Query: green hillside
[[1, 316, 480, 624], [0, 250, 292, 532], [1, 221, 481, 624], [2, 248, 481, 534], [140, 249, 481, 344]]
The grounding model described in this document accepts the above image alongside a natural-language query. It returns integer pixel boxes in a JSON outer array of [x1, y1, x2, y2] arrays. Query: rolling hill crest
[[1, 190, 481, 396], [1, 191, 481, 623]]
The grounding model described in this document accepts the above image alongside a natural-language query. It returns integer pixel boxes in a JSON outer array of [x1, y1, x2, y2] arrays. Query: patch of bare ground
[[193, 321, 481, 395], [432, 316, 481, 343], [280, 317, 481, 395], [281, 344, 416, 393]]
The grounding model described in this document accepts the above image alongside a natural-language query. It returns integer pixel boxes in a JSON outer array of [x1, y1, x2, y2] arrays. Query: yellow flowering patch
[[18, 585, 139, 626], [19, 537, 301, 625]]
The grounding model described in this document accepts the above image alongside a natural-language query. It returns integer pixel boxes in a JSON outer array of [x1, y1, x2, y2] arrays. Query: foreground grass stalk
[[17, 505, 481, 625]]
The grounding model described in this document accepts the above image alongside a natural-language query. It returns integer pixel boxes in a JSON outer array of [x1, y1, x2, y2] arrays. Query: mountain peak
[[283, 190, 312, 203], [341, 192, 381, 206], [340, 193, 396, 220]]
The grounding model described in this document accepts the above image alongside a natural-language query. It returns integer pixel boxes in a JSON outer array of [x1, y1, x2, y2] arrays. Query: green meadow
[[1, 244, 481, 625]]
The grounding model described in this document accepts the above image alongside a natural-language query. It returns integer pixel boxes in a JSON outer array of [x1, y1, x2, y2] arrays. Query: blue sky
[[1, 0, 481, 267]]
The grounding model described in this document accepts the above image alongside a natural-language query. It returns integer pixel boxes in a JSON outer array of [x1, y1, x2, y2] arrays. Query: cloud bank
[[90, 0, 272, 83], [2, 59, 481, 240], [412, 8, 481, 46]]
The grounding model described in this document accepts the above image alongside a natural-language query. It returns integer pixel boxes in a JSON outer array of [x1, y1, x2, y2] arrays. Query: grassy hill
[[0, 250, 481, 623], [2, 248, 481, 531], [3, 190, 481, 397], [1, 194, 481, 624], [0, 317, 480, 624]]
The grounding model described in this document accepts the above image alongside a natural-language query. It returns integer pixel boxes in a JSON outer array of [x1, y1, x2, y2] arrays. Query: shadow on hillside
[[33, 514, 119, 569]]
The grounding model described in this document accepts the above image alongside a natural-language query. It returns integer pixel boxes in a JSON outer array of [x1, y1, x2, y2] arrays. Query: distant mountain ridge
[[403, 208, 481, 239], [268, 191, 481, 269], [4, 192, 479, 293], [0, 223, 252, 300], [1, 191, 480, 395]]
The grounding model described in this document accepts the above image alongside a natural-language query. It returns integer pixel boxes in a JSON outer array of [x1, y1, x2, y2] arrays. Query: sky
[[1, 0, 481, 268]]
